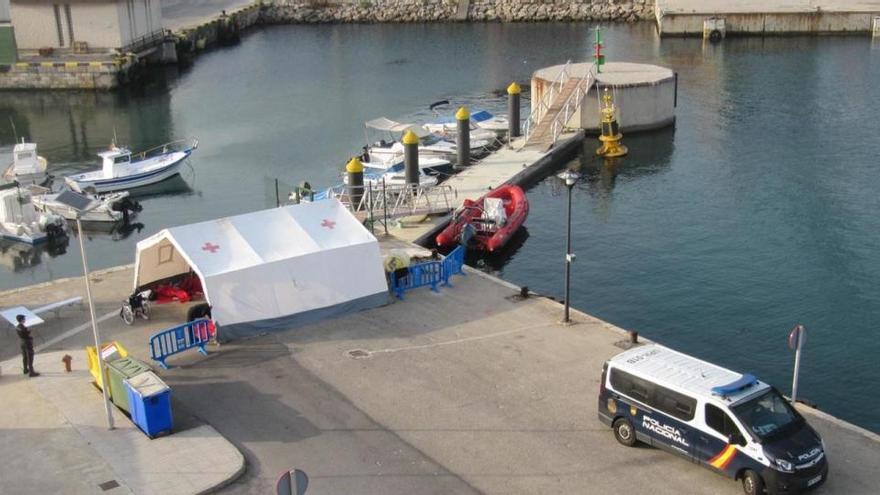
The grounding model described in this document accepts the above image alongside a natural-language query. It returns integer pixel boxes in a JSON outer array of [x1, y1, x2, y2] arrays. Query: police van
[[598, 344, 828, 495]]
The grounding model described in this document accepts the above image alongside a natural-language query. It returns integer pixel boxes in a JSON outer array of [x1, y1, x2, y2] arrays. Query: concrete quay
[[655, 0, 880, 36], [1, 243, 879, 494]]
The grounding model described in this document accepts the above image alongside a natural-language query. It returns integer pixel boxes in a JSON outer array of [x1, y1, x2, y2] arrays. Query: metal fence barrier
[[149, 320, 212, 370], [390, 246, 467, 299]]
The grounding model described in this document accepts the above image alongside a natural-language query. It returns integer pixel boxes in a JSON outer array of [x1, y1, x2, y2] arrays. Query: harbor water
[[1, 23, 878, 433]]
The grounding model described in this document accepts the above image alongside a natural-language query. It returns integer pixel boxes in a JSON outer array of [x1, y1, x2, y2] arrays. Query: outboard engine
[[38, 213, 67, 242]]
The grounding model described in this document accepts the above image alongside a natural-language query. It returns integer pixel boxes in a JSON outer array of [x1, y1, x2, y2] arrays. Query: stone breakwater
[[261, 0, 654, 24]]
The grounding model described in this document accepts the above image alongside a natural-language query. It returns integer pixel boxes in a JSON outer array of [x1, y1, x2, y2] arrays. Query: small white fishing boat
[[364, 118, 492, 164], [31, 187, 141, 223], [0, 182, 67, 244], [2, 141, 50, 186], [65, 138, 197, 193], [359, 148, 453, 177], [425, 103, 510, 137]]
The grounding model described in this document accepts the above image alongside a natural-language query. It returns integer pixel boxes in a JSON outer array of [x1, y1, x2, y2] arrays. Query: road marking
[[349, 325, 539, 358], [35, 311, 118, 352]]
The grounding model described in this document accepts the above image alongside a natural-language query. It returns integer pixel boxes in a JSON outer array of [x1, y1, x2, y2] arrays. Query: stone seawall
[[261, 0, 654, 24]]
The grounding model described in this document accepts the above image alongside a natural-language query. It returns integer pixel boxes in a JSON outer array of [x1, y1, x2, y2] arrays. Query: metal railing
[[121, 29, 171, 54], [441, 245, 466, 286], [548, 64, 597, 145], [313, 182, 457, 224], [149, 320, 212, 370], [133, 138, 199, 161], [523, 60, 572, 142]]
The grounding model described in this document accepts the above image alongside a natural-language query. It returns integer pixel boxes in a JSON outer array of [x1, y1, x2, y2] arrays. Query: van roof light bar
[[711, 373, 758, 398]]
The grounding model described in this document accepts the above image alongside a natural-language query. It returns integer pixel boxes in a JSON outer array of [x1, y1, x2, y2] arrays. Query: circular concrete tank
[[531, 62, 676, 134]]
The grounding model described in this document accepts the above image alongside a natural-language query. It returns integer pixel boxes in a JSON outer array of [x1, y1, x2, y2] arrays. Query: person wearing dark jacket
[[16, 314, 39, 377]]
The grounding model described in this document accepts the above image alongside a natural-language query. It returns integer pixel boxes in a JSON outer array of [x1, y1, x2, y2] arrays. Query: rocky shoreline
[[261, 0, 654, 24]]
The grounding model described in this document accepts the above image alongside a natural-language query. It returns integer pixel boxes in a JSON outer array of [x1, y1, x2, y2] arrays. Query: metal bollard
[[507, 82, 521, 139], [628, 331, 638, 344], [403, 130, 420, 191], [346, 157, 364, 208], [62, 354, 73, 372], [456, 106, 470, 171]]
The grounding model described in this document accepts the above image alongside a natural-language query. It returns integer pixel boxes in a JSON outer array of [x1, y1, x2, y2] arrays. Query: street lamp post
[[557, 169, 581, 324], [54, 190, 115, 429]]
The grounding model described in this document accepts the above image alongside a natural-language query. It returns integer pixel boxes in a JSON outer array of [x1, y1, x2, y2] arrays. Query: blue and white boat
[[65, 138, 197, 193], [424, 107, 510, 138]]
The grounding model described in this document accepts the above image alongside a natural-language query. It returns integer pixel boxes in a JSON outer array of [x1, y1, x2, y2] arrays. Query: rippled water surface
[[1, 23, 878, 432]]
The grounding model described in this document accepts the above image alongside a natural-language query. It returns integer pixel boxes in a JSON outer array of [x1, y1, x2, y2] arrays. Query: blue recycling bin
[[124, 371, 173, 438]]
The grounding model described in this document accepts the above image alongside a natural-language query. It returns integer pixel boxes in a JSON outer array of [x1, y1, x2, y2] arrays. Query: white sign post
[[788, 324, 806, 404]]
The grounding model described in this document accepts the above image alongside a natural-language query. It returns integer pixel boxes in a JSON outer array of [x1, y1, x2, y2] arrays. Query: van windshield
[[731, 389, 802, 441]]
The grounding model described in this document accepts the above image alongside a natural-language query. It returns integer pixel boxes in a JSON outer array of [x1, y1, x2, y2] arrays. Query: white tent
[[133, 199, 388, 340]]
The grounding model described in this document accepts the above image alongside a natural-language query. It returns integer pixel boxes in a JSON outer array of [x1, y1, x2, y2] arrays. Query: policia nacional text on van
[[598, 344, 828, 495]]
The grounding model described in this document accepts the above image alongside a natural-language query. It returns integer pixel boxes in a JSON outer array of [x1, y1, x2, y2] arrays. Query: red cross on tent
[[202, 242, 220, 253], [321, 219, 336, 229]]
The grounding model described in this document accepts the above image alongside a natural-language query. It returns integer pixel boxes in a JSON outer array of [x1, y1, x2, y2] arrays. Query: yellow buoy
[[596, 88, 628, 158]]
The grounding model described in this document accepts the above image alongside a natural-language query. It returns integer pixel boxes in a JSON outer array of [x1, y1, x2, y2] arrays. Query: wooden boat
[[65, 138, 197, 193], [436, 184, 528, 252]]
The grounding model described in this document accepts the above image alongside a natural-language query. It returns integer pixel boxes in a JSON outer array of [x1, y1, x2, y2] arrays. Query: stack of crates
[[85, 341, 173, 438]]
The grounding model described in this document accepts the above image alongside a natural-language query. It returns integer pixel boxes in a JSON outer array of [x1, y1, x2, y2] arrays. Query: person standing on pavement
[[16, 314, 39, 377]]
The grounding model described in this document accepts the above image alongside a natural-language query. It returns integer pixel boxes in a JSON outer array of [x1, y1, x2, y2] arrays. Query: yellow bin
[[86, 341, 128, 390]]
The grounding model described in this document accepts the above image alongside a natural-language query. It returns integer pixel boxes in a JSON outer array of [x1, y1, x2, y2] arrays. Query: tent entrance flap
[[135, 235, 201, 292]]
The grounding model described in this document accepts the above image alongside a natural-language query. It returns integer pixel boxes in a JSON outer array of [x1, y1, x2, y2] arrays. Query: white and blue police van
[[598, 344, 828, 495]]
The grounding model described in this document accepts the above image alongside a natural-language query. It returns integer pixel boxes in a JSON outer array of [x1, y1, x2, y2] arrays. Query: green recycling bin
[[106, 357, 152, 414]]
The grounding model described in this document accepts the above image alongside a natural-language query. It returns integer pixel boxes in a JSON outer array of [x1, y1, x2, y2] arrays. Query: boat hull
[[436, 184, 528, 252], [67, 151, 189, 193]]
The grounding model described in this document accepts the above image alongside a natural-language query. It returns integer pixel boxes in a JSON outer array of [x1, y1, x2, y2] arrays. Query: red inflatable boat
[[436, 184, 529, 252]]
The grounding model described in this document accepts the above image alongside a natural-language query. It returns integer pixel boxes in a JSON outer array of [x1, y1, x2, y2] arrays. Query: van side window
[[609, 368, 653, 403], [654, 386, 697, 421], [706, 404, 742, 439], [608, 369, 696, 421]]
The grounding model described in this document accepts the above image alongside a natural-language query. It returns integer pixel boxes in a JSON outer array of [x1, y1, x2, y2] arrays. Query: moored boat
[[31, 187, 142, 223], [65, 138, 197, 193], [2, 140, 49, 186], [436, 184, 528, 252], [0, 182, 67, 244]]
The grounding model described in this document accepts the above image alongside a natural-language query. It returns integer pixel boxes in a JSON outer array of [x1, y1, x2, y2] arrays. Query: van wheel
[[613, 418, 637, 447], [741, 470, 765, 495]]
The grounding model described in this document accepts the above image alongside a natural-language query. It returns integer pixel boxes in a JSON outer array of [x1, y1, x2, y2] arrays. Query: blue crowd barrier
[[441, 246, 466, 286], [390, 246, 467, 299], [149, 320, 212, 370]]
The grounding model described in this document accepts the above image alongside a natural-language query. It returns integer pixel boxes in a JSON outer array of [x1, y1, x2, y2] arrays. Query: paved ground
[[0, 350, 243, 495], [2, 242, 878, 494], [162, 0, 257, 32]]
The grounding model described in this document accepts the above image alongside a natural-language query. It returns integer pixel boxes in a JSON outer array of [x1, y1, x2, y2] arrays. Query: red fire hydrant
[[62, 354, 72, 373]]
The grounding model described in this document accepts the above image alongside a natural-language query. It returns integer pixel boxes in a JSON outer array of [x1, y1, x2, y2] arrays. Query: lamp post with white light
[[557, 169, 581, 324], [54, 190, 115, 429]]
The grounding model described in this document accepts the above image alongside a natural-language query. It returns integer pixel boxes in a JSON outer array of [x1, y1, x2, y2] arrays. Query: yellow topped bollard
[[346, 156, 364, 173], [347, 157, 365, 207], [403, 130, 420, 189], [507, 82, 522, 139], [402, 129, 420, 145], [596, 88, 628, 158], [456, 106, 470, 170]]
